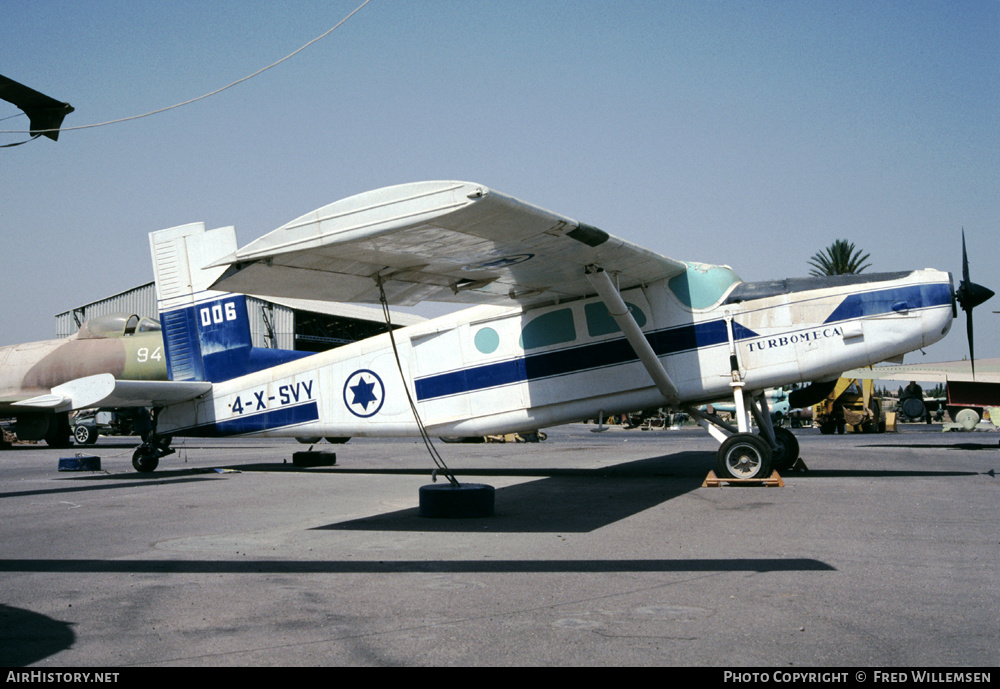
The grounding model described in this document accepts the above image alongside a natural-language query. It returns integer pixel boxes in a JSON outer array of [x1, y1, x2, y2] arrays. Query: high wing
[[14, 374, 211, 413], [843, 358, 1000, 384], [209, 181, 688, 307]]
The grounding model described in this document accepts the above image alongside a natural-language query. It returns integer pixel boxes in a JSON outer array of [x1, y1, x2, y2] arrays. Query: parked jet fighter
[[0, 314, 165, 446], [15, 181, 992, 478]]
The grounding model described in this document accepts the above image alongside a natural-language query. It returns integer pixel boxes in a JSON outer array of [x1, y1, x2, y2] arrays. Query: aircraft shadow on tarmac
[[317, 451, 713, 533], [0, 604, 75, 667]]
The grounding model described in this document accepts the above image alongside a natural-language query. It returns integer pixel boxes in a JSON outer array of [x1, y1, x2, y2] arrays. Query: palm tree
[[808, 239, 871, 276]]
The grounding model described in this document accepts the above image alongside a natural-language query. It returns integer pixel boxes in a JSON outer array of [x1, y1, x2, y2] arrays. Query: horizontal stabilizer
[[13, 374, 212, 412]]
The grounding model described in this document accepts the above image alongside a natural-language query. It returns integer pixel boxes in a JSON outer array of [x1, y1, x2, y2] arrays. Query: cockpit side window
[[668, 262, 742, 310]]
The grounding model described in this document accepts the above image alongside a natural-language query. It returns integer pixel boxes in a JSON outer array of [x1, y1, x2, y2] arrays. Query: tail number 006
[[200, 301, 238, 326]]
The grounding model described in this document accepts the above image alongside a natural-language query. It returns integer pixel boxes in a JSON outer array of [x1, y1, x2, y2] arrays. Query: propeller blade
[[966, 309, 975, 377], [962, 229, 970, 286]]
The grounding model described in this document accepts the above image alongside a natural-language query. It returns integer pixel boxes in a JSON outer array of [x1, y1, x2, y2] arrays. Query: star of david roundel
[[343, 369, 385, 418]]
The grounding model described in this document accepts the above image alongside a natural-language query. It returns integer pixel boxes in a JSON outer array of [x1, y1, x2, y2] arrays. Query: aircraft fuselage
[[154, 267, 954, 439]]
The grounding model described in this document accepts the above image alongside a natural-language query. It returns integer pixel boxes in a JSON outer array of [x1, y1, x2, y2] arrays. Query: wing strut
[[584, 266, 680, 406]]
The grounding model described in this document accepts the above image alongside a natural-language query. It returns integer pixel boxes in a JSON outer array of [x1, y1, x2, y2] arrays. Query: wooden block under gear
[[702, 470, 785, 487]]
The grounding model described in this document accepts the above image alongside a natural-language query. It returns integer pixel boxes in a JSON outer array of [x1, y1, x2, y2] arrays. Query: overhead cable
[[0, 0, 371, 137]]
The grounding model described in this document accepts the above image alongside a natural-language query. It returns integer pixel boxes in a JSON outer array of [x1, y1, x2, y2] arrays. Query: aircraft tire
[[717, 433, 772, 480], [296, 437, 321, 444], [44, 413, 73, 449], [131, 448, 159, 473], [74, 424, 98, 445], [325, 437, 350, 444], [770, 427, 799, 472], [419, 483, 494, 518]]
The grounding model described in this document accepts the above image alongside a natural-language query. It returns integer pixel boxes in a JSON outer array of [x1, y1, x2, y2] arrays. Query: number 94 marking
[[136, 347, 163, 363]]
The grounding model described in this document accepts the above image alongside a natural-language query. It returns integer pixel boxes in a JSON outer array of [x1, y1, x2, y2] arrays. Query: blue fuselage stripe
[[414, 319, 730, 401], [180, 401, 319, 437], [822, 283, 952, 323]]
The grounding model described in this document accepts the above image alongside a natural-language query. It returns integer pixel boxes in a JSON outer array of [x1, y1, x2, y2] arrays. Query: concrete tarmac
[[1, 424, 997, 667]]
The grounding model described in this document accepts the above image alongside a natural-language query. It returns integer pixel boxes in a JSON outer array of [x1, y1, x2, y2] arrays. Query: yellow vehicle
[[813, 378, 884, 434]]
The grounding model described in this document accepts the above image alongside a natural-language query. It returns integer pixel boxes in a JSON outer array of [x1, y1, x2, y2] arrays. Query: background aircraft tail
[[150, 223, 309, 382]]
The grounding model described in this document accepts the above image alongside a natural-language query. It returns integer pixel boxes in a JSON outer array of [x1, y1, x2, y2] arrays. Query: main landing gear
[[687, 390, 800, 480], [582, 264, 798, 480], [130, 408, 173, 473]]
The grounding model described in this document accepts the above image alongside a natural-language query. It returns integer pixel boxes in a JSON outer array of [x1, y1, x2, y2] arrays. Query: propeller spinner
[[954, 230, 995, 376]]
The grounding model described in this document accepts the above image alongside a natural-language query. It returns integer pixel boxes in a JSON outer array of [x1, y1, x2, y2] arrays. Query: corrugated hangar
[[56, 282, 426, 352]]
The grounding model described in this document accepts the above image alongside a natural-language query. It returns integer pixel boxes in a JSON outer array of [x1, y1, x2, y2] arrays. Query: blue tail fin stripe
[[161, 294, 312, 383]]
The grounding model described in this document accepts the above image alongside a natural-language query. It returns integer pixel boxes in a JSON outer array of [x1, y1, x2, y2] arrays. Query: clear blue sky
[[2, 1, 997, 364]]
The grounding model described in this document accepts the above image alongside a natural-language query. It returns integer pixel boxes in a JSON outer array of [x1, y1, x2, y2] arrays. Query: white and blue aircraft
[[21, 181, 991, 479]]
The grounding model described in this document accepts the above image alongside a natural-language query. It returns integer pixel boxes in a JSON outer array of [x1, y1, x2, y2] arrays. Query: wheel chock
[[702, 470, 785, 487], [58, 454, 101, 471]]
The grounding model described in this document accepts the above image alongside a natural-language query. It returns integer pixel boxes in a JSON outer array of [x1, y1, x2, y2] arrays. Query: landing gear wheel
[[770, 427, 799, 472], [131, 448, 159, 473], [717, 433, 773, 480], [74, 424, 98, 445], [45, 413, 73, 448], [324, 437, 350, 444]]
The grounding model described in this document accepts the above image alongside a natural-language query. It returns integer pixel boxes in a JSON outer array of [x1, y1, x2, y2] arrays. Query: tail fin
[[150, 223, 309, 382]]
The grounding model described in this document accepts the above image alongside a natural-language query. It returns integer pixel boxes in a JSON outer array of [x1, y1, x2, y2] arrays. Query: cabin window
[[668, 262, 742, 309], [584, 301, 647, 337], [474, 327, 500, 354], [519, 308, 575, 350]]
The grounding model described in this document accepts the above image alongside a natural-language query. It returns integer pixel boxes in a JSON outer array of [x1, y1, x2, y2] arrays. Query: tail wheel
[[717, 433, 773, 480], [132, 448, 159, 473]]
